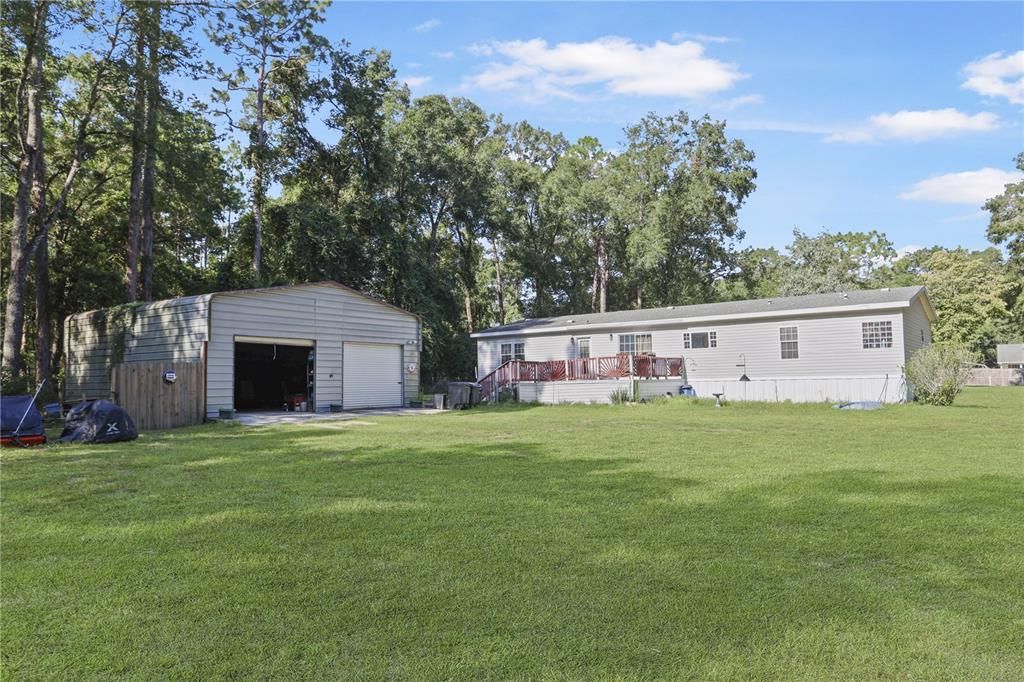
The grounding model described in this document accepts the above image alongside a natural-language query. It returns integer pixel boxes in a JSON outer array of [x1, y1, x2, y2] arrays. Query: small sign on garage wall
[[162, 370, 177, 384], [406, 363, 418, 374]]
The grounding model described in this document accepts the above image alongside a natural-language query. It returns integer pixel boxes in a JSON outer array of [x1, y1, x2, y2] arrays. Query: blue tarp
[[833, 401, 883, 410], [1, 395, 44, 437], [59, 400, 137, 444]]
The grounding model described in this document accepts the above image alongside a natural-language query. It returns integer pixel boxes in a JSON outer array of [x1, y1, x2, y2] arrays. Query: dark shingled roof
[[473, 286, 928, 336]]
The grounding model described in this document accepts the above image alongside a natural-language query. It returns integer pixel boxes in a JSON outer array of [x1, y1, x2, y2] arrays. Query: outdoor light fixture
[[737, 353, 750, 382]]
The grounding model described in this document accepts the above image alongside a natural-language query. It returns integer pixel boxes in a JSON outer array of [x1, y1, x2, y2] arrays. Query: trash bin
[[447, 381, 481, 409], [678, 385, 696, 397], [433, 393, 445, 409]]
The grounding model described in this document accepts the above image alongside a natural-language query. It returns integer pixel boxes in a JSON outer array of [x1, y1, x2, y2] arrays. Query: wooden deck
[[479, 355, 684, 401]]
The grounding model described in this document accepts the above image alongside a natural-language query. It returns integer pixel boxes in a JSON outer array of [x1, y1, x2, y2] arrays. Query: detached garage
[[65, 281, 421, 426]]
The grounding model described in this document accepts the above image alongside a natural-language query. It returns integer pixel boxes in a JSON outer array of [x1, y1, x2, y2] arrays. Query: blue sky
[[323, 1, 1023, 254]]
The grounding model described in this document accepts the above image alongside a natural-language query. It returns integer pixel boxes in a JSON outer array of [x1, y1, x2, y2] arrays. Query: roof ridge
[[475, 286, 926, 336]]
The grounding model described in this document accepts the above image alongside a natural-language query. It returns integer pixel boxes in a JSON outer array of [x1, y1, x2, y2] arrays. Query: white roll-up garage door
[[343, 343, 403, 409]]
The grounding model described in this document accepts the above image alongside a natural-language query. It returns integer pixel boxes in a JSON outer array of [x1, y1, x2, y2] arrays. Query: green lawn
[[2, 388, 1023, 679]]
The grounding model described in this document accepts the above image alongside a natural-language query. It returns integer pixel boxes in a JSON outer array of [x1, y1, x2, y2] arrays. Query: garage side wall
[[64, 296, 210, 401], [207, 283, 419, 415]]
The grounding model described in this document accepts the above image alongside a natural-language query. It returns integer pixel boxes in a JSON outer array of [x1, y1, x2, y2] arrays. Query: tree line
[[3, 1, 1021, 398]]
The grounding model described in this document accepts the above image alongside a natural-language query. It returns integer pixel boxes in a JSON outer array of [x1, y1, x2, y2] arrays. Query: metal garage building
[[64, 281, 421, 426]]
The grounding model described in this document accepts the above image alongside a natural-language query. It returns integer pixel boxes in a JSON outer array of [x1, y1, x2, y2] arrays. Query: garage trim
[[235, 335, 315, 347]]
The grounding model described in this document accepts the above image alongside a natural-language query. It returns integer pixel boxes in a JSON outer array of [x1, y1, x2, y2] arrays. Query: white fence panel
[[533, 380, 630, 404], [687, 376, 907, 404], [967, 368, 1024, 386]]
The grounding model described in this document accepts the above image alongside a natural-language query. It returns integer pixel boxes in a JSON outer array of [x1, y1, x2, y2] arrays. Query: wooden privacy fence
[[111, 361, 205, 430]]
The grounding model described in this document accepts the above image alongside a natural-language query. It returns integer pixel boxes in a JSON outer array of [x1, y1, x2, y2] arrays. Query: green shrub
[[609, 389, 633, 405], [905, 344, 975, 406], [0, 366, 31, 395]]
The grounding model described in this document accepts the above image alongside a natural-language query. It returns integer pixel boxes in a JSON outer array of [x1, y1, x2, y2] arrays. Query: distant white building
[[472, 286, 935, 404], [996, 344, 1024, 369]]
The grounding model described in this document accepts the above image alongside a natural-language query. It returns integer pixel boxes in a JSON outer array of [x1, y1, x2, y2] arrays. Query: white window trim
[[576, 337, 591, 359], [862, 320, 894, 349], [683, 330, 718, 350], [619, 332, 653, 355], [500, 341, 526, 364], [779, 325, 799, 360]]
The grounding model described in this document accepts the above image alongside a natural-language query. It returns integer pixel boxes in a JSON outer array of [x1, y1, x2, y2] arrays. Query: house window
[[619, 333, 652, 355], [683, 331, 717, 349], [577, 337, 591, 359], [862, 321, 893, 349], [779, 326, 799, 359], [500, 342, 525, 363]]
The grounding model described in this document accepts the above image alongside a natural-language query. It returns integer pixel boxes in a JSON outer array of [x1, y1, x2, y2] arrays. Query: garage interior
[[234, 341, 314, 411]]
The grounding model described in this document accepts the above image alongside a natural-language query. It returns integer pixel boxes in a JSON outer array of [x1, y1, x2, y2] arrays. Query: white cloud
[[671, 31, 737, 44], [939, 211, 987, 224], [895, 244, 925, 258], [413, 19, 441, 33], [463, 36, 746, 100], [403, 75, 433, 89], [431, 51, 455, 59], [715, 94, 763, 110], [962, 50, 1024, 104], [466, 43, 494, 56], [826, 108, 1001, 143], [899, 168, 1023, 205]]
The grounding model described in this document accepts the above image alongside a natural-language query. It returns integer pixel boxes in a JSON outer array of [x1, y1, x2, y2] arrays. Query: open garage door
[[343, 343, 402, 409], [235, 339, 314, 411]]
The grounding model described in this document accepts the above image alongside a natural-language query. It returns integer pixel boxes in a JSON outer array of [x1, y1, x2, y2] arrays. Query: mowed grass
[[2, 389, 1023, 680]]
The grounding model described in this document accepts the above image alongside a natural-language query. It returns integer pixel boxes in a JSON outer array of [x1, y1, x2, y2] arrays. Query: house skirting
[[516, 375, 907, 405]]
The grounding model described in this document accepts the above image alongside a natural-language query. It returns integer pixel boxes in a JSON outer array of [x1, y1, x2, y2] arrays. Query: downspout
[[62, 315, 71, 404], [205, 293, 216, 420]]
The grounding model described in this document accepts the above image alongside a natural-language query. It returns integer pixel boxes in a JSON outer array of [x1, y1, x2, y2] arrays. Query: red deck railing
[[478, 355, 685, 402]]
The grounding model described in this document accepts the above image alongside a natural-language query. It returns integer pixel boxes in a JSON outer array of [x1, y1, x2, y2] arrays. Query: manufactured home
[[472, 286, 935, 404], [65, 281, 421, 428]]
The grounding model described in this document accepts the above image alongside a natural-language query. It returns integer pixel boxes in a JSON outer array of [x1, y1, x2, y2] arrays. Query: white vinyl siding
[[475, 309, 908, 383], [902, 297, 932, 362], [779, 326, 799, 359], [520, 379, 687, 404], [343, 343, 403, 408], [519, 377, 902, 404]]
